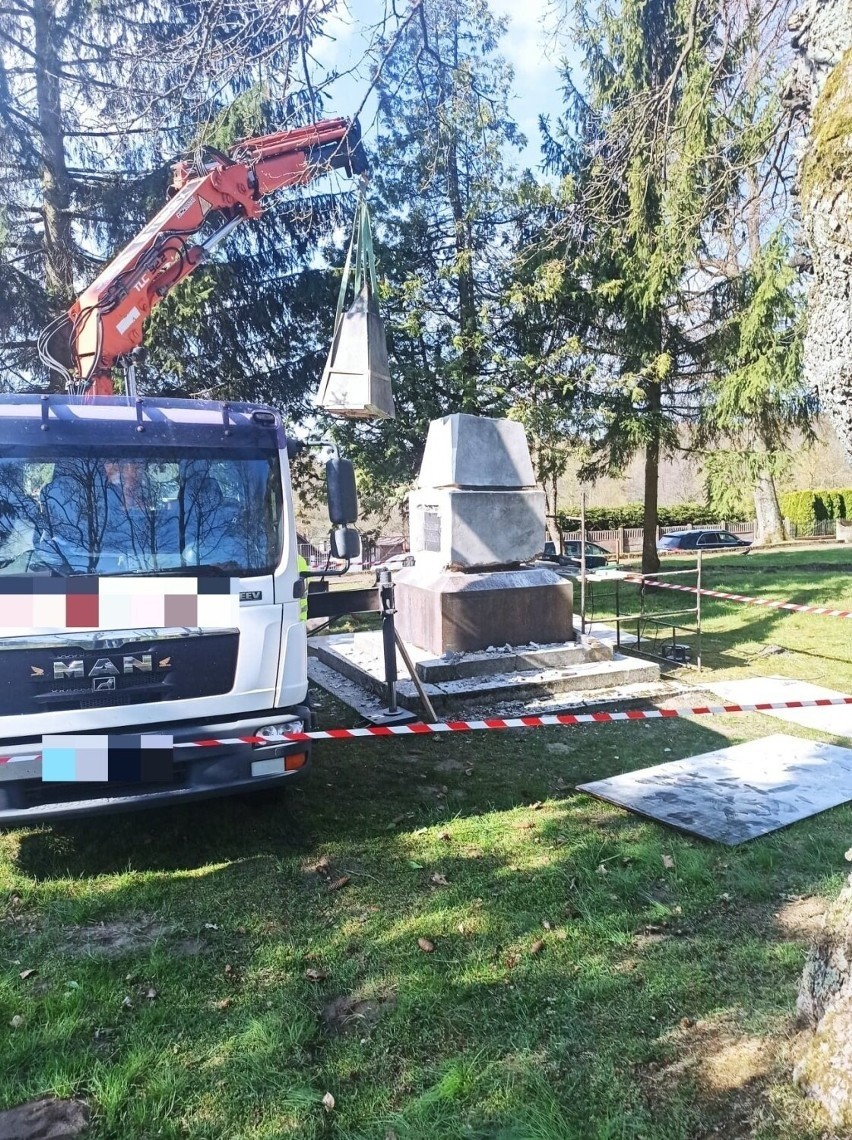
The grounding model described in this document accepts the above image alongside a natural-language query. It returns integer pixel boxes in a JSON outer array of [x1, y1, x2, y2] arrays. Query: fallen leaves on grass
[[530, 939, 545, 956], [327, 876, 351, 892], [121, 996, 132, 1010], [439, 831, 452, 841], [19, 969, 36, 981], [145, 988, 157, 1001], [596, 863, 609, 876], [662, 854, 675, 870], [9, 1014, 24, 1029], [215, 998, 231, 1011], [305, 969, 327, 982], [430, 872, 449, 887], [417, 937, 435, 953], [322, 1092, 335, 1112]]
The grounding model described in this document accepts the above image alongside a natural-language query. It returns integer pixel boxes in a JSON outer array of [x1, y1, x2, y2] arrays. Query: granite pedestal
[[394, 565, 574, 656]]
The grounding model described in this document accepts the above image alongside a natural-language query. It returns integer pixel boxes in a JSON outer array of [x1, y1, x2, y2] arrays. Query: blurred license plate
[[251, 757, 286, 777]]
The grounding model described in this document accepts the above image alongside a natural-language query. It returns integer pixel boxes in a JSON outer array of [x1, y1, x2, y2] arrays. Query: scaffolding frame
[[553, 493, 703, 669]]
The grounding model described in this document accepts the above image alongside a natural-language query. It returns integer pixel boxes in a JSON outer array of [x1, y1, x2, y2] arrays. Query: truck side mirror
[[330, 526, 361, 561], [326, 456, 358, 525]]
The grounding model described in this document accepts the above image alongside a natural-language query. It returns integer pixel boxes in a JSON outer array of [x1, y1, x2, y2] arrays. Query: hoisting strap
[[332, 196, 379, 331]]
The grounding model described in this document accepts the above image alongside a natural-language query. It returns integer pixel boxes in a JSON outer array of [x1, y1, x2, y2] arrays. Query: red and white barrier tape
[[2, 697, 850, 763], [160, 696, 852, 745], [623, 574, 852, 618]]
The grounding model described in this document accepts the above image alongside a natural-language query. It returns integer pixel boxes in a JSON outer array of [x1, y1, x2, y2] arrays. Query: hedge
[[778, 488, 851, 530], [557, 502, 748, 533]]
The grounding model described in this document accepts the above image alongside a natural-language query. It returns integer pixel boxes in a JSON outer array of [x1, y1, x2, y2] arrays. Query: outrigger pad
[[577, 733, 852, 845]]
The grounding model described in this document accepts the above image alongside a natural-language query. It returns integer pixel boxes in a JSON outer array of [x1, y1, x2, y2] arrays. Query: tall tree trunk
[[794, 873, 852, 1126], [543, 471, 562, 552], [642, 379, 661, 574], [752, 467, 786, 546], [793, 5, 852, 465], [33, 0, 74, 389], [446, 137, 479, 413]]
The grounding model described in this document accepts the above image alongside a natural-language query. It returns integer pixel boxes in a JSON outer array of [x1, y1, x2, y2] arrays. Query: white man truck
[[0, 116, 369, 822]]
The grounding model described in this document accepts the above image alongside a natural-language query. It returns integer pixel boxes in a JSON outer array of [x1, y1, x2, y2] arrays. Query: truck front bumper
[[0, 704, 314, 825]]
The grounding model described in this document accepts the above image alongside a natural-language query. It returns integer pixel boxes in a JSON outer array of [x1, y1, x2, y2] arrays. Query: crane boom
[[59, 117, 366, 395]]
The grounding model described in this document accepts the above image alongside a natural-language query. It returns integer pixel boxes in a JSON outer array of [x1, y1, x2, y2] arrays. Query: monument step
[[412, 638, 612, 683], [308, 630, 659, 713]]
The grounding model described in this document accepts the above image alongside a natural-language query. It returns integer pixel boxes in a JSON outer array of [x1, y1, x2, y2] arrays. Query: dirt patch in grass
[[641, 1013, 778, 1138], [321, 990, 397, 1036], [434, 757, 467, 774], [58, 917, 187, 958], [774, 896, 826, 942]]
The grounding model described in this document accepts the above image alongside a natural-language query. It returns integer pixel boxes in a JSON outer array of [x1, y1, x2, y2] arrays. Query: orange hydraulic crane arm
[[54, 117, 366, 395]]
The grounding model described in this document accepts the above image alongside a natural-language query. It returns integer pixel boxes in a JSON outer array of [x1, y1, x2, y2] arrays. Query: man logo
[[29, 654, 171, 681], [92, 676, 116, 692]]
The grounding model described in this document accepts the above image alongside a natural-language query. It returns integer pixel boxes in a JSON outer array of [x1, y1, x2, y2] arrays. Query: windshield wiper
[[107, 564, 241, 577]]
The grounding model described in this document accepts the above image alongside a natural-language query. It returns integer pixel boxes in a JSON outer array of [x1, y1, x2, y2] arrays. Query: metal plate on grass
[[700, 676, 852, 740], [577, 733, 852, 844]]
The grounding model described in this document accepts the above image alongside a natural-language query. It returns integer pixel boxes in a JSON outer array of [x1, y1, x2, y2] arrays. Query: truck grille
[[0, 630, 239, 716]]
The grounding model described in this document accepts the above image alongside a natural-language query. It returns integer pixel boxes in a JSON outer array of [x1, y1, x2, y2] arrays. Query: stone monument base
[[393, 566, 574, 656]]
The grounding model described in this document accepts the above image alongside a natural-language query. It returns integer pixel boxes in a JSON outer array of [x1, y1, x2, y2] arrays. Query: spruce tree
[[0, 0, 352, 409]]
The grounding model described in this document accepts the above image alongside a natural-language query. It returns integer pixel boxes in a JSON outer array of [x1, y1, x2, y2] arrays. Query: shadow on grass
[[3, 793, 836, 1139], [10, 712, 739, 881]]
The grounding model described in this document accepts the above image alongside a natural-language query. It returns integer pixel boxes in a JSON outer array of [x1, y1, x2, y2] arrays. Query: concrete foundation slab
[[308, 629, 659, 713], [413, 637, 612, 683], [308, 656, 680, 722], [578, 734, 852, 845], [394, 566, 574, 655]]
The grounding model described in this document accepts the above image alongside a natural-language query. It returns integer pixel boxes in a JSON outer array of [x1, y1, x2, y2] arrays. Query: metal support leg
[[379, 569, 398, 715], [364, 571, 417, 726], [394, 629, 438, 722]]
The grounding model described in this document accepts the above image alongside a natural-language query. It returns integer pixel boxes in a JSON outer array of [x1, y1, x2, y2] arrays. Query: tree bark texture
[[642, 380, 662, 574], [793, 872, 852, 1126], [33, 0, 75, 390], [790, 0, 852, 464], [544, 472, 562, 552], [445, 137, 480, 413], [33, 0, 74, 304], [752, 469, 787, 545]]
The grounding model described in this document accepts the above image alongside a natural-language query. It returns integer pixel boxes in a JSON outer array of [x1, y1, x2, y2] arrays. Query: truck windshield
[[0, 447, 283, 577]]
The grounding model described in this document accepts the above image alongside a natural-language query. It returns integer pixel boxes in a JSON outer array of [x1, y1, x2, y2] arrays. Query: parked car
[[657, 529, 751, 553], [374, 552, 415, 570], [562, 539, 613, 567], [539, 540, 612, 570]]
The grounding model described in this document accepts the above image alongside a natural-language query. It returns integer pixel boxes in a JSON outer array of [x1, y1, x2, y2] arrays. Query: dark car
[[657, 529, 751, 553], [540, 540, 612, 569]]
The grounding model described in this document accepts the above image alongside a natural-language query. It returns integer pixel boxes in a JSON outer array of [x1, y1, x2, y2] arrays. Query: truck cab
[[0, 394, 315, 823]]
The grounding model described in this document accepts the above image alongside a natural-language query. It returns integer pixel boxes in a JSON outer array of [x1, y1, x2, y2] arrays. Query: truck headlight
[[254, 720, 304, 747]]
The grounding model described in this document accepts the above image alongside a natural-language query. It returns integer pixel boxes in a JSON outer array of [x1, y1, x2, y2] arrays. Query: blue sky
[[315, 0, 573, 171]]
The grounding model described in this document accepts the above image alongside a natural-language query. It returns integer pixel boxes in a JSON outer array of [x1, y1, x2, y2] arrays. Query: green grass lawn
[[1, 545, 851, 1139]]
